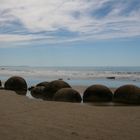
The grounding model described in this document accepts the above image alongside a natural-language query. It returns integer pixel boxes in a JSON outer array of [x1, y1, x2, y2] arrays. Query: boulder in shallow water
[[83, 85, 113, 102], [53, 88, 82, 103], [113, 85, 140, 104], [44, 80, 71, 100], [106, 77, 115, 80], [4, 76, 27, 95]]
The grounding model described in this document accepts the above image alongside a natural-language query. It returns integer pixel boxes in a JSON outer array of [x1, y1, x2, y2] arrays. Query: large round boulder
[[36, 81, 49, 87], [30, 86, 46, 99], [44, 80, 71, 100], [113, 85, 140, 104], [83, 85, 113, 102], [53, 88, 82, 103], [4, 76, 27, 95], [28, 81, 49, 91], [28, 81, 49, 99]]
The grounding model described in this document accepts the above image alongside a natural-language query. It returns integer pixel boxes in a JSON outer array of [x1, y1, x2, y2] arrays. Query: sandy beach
[[0, 88, 140, 140]]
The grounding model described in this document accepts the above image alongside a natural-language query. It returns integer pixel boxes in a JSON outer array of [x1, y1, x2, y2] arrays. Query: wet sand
[[0, 89, 140, 140]]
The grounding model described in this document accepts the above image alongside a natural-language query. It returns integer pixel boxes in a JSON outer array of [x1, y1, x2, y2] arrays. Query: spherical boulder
[[28, 81, 49, 91], [28, 82, 49, 99], [4, 76, 27, 95], [30, 86, 46, 99], [113, 85, 140, 104], [44, 80, 71, 100], [36, 81, 49, 87], [53, 88, 82, 103], [83, 85, 113, 102]]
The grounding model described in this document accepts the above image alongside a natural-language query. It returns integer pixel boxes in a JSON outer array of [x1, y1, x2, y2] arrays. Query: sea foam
[[0, 66, 140, 81]]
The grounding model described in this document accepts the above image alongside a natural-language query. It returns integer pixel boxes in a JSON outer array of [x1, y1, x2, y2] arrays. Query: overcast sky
[[0, 0, 140, 66]]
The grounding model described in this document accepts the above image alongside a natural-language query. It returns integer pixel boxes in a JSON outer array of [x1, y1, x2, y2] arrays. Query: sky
[[0, 0, 140, 66]]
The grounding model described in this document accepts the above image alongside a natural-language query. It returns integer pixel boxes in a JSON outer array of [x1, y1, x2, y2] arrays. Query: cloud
[[0, 0, 140, 45]]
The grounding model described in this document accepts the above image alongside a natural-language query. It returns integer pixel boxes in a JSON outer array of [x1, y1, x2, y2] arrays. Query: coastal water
[[0, 66, 140, 88]]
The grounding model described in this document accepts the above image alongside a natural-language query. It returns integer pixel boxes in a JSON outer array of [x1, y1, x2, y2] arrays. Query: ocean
[[0, 66, 140, 88]]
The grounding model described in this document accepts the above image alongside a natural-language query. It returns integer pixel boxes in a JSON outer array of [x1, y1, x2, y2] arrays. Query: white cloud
[[0, 0, 140, 44], [0, 34, 53, 42]]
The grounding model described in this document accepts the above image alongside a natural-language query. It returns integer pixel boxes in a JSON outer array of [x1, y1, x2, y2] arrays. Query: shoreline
[[1, 65, 140, 88]]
